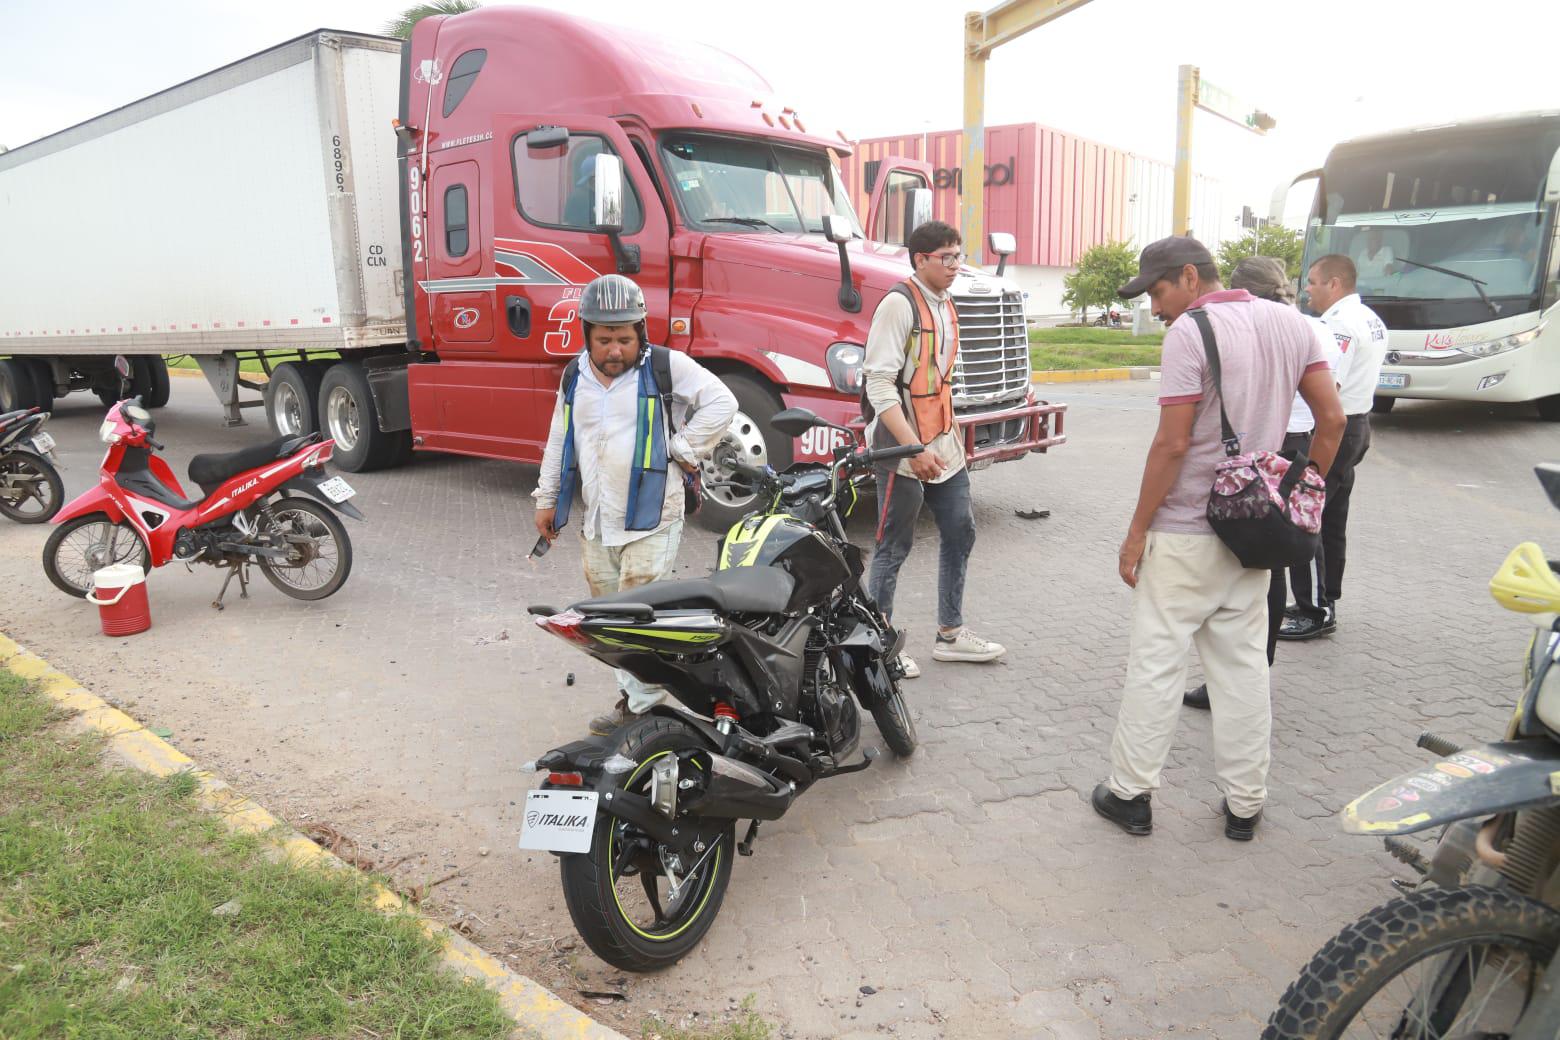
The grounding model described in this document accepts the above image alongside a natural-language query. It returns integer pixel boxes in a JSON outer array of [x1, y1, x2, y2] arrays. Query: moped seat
[[574, 567, 795, 616], [188, 436, 296, 493]]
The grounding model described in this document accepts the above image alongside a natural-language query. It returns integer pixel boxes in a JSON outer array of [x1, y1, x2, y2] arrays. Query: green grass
[[1028, 326, 1163, 371], [0, 669, 512, 1040]]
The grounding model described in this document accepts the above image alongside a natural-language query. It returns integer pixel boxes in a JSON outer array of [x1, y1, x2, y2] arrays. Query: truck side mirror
[[821, 216, 860, 314], [592, 153, 625, 233], [988, 231, 1016, 278]]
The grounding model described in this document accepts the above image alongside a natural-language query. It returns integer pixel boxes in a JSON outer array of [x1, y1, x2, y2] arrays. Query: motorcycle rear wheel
[[559, 714, 735, 972], [257, 497, 352, 600], [0, 450, 64, 523], [1262, 885, 1560, 1039], [43, 513, 151, 598]]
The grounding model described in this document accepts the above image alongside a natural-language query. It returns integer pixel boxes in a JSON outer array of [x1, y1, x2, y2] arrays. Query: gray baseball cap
[[1118, 236, 1215, 298]]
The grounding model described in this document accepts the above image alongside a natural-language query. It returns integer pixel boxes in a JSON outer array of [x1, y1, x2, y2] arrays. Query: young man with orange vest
[[862, 221, 1006, 678]]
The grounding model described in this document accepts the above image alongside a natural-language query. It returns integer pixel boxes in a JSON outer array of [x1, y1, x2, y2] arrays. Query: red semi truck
[[0, 8, 1065, 529]]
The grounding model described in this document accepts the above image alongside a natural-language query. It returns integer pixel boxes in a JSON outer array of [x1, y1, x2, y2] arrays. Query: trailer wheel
[[318, 361, 408, 472], [265, 362, 326, 437], [22, 360, 54, 412], [140, 356, 171, 409], [0, 360, 37, 411]]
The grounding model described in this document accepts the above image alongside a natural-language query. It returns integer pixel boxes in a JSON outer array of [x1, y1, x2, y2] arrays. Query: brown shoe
[[589, 694, 632, 737]]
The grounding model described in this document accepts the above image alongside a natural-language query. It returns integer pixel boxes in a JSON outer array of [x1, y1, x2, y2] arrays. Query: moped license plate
[[318, 476, 355, 502], [1378, 373, 1408, 389], [30, 433, 55, 454], [518, 789, 598, 853]]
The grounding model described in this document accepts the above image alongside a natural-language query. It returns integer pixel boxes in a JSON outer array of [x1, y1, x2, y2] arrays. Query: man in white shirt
[[533, 274, 737, 734], [1281, 255, 1388, 641], [1351, 228, 1398, 287]]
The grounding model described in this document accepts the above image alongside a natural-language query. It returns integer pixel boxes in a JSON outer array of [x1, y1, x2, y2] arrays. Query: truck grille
[[951, 290, 1030, 407]]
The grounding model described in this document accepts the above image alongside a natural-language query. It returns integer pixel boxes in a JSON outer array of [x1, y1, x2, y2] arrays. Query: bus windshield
[[659, 134, 863, 237], [1303, 121, 1560, 321]]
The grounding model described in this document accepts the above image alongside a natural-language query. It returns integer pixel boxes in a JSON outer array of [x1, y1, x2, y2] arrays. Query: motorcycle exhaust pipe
[[682, 753, 795, 822]]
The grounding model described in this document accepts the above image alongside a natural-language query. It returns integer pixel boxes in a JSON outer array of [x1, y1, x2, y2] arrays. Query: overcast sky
[[6, 0, 1558, 220]]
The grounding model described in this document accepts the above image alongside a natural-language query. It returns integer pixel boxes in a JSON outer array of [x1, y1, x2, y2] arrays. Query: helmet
[[578, 274, 647, 326]]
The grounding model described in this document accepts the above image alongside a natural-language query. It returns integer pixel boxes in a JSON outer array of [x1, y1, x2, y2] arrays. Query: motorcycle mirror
[[770, 407, 825, 437]]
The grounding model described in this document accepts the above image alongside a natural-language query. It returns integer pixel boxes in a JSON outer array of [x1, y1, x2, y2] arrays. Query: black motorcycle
[[522, 407, 919, 971], [0, 406, 63, 523]]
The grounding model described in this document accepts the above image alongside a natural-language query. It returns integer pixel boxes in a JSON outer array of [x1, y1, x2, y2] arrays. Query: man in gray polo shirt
[[1092, 237, 1345, 842]]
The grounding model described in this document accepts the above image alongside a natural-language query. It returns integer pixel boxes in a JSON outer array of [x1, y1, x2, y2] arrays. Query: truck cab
[[396, 8, 1064, 526]]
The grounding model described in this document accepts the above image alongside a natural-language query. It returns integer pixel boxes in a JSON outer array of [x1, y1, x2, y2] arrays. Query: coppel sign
[[932, 157, 1016, 195]]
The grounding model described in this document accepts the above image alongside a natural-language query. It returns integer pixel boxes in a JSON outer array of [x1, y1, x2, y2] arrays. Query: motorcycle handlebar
[[861, 443, 925, 466], [729, 460, 774, 484], [147, 437, 166, 451]]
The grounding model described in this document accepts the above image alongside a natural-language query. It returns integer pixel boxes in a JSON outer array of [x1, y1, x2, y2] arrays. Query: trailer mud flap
[[1342, 739, 1560, 835], [364, 359, 411, 433]]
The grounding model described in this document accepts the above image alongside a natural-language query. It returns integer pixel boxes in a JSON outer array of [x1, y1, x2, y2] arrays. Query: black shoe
[[1222, 799, 1261, 841], [1277, 614, 1335, 641], [1183, 684, 1210, 710], [1092, 783, 1152, 836]]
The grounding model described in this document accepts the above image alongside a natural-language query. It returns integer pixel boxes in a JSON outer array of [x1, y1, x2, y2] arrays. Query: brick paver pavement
[[2, 377, 1556, 1038]]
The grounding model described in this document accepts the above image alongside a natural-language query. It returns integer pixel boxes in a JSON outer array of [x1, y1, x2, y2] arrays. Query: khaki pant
[[581, 522, 683, 713], [1107, 531, 1271, 818]]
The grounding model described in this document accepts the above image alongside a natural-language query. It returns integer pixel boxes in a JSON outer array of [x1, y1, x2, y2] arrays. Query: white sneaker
[[932, 627, 1006, 663], [895, 653, 921, 679]]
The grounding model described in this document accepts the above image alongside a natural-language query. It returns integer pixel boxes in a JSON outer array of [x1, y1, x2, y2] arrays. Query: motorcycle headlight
[[1456, 323, 1544, 358], [825, 342, 865, 394], [98, 420, 120, 444]]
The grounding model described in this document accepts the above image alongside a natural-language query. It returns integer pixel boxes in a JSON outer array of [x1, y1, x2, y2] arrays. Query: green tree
[[1062, 240, 1138, 323], [1216, 224, 1304, 284], [383, 0, 481, 39]]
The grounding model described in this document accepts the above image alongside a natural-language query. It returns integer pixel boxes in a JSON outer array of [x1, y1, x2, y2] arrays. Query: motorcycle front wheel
[[1262, 885, 1560, 1039], [43, 513, 151, 597], [0, 449, 63, 523], [257, 497, 352, 601], [559, 714, 735, 972], [870, 675, 918, 758]]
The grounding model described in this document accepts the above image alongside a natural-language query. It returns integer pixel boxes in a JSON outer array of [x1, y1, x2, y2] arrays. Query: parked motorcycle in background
[[0, 406, 63, 523], [42, 358, 364, 609], [1263, 463, 1560, 1039], [521, 408, 918, 972]]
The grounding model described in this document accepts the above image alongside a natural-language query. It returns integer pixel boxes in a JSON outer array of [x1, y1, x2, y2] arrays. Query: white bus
[[1278, 112, 1560, 420]]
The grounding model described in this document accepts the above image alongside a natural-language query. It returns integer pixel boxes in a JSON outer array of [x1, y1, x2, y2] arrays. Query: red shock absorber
[[713, 702, 739, 733]]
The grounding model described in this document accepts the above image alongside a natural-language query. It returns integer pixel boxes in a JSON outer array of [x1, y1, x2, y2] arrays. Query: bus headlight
[[825, 342, 865, 394], [1456, 323, 1544, 358]]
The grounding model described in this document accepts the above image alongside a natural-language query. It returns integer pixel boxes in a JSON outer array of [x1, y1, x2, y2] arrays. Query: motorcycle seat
[[188, 435, 307, 493], [574, 567, 796, 616]]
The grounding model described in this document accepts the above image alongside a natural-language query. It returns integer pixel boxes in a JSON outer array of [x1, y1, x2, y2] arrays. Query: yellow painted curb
[[1031, 367, 1133, 383], [0, 632, 625, 1040]]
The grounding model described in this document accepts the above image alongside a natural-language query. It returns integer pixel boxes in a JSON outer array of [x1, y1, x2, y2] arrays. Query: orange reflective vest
[[899, 278, 958, 443]]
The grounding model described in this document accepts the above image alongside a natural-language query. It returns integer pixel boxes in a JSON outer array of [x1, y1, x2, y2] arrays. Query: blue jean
[[867, 465, 975, 630]]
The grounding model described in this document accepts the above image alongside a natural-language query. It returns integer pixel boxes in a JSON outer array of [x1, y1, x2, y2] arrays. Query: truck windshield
[[1303, 122, 1560, 318], [659, 134, 863, 237]]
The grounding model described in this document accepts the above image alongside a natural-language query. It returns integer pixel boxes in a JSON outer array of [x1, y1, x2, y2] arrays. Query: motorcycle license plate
[[518, 789, 598, 853], [30, 433, 55, 454], [1378, 373, 1408, 389], [318, 476, 355, 502]]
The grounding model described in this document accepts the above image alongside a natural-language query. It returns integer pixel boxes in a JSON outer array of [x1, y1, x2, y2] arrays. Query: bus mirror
[[593, 153, 625, 232]]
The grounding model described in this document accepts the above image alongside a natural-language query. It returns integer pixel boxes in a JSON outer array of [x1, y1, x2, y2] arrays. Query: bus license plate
[[318, 476, 355, 502], [1378, 373, 1408, 389], [31, 432, 55, 454], [518, 789, 598, 853]]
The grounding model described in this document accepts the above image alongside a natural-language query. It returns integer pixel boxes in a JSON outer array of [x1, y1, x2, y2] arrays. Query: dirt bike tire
[[559, 714, 735, 972], [43, 513, 151, 598], [1261, 885, 1560, 1039], [0, 449, 64, 523]]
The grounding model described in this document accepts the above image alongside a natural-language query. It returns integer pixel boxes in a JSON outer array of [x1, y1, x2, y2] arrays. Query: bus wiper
[[1397, 256, 1501, 317], [703, 217, 786, 233]]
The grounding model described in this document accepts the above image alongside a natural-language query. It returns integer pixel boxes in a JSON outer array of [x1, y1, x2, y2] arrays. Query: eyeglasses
[[921, 251, 964, 270]]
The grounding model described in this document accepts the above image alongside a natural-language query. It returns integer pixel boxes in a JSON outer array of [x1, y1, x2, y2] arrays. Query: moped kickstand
[[213, 562, 251, 610]]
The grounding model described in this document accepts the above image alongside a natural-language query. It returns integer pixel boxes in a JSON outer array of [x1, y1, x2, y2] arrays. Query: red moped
[[44, 393, 364, 608]]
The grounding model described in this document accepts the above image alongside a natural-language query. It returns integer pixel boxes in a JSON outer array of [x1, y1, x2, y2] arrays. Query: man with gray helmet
[[534, 274, 737, 736]]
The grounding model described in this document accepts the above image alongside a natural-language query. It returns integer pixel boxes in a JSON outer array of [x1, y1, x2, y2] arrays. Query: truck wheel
[[1370, 395, 1396, 415], [265, 362, 326, 437], [1537, 394, 1560, 422], [23, 360, 54, 412], [0, 360, 37, 411], [140, 356, 171, 409], [318, 360, 408, 472], [696, 374, 792, 533]]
